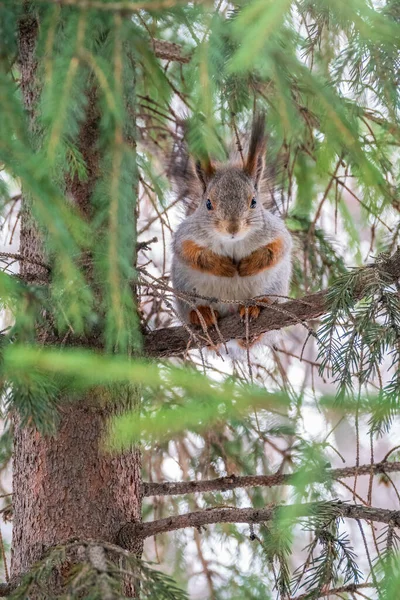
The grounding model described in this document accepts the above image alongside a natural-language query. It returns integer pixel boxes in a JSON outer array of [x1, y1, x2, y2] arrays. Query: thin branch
[[136, 236, 158, 252], [32, 0, 187, 14], [0, 252, 50, 271], [143, 460, 400, 497], [291, 583, 374, 600], [143, 248, 400, 358], [118, 500, 400, 546]]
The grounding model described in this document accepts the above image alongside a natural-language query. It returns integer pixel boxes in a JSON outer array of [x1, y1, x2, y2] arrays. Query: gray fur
[[171, 170, 292, 322]]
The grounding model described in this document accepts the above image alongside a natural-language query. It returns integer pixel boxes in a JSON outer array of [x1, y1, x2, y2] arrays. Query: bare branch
[[118, 500, 400, 547], [136, 237, 159, 252], [143, 460, 400, 497], [143, 248, 400, 358], [33, 0, 186, 14], [291, 582, 374, 600], [0, 252, 50, 271]]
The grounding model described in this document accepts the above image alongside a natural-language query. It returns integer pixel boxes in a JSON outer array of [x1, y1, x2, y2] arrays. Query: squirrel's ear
[[195, 159, 215, 192], [244, 113, 266, 189]]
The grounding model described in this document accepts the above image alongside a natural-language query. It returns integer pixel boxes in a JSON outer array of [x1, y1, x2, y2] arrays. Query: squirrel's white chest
[[182, 270, 268, 316]]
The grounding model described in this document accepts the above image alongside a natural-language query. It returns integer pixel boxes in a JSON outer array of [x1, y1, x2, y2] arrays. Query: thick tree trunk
[[11, 9, 143, 592], [12, 401, 142, 577]]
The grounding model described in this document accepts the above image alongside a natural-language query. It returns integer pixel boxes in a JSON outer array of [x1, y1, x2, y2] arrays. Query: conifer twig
[[290, 582, 374, 600], [136, 237, 158, 252], [0, 252, 50, 271]]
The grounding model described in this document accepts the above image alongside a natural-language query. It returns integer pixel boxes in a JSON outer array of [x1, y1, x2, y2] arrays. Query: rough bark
[[12, 399, 142, 577], [12, 9, 143, 591]]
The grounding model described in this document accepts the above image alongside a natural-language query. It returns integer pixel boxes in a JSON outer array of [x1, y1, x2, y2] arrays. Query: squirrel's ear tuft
[[195, 158, 215, 192], [244, 112, 266, 188]]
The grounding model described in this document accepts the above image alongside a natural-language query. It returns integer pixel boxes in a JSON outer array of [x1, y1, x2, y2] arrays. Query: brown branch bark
[[143, 460, 400, 497], [118, 501, 400, 547], [143, 248, 400, 358], [291, 582, 374, 600], [33, 0, 186, 13]]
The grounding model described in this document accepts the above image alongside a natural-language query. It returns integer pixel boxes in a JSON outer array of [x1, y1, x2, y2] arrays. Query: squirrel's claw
[[190, 305, 220, 328], [239, 297, 272, 322], [239, 304, 261, 322]]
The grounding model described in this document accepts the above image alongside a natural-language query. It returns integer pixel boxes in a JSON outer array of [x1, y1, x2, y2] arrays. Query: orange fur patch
[[189, 305, 220, 328], [239, 297, 271, 321], [238, 238, 284, 277], [181, 240, 237, 277]]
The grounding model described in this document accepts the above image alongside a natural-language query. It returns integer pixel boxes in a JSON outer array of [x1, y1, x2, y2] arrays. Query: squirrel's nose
[[227, 221, 239, 236]]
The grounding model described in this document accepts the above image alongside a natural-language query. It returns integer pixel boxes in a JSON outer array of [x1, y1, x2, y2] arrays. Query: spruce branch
[[143, 248, 400, 358], [118, 500, 400, 550], [290, 582, 374, 600], [136, 237, 159, 252], [0, 252, 50, 271], [118, 501, 400, 547], [143, 460, 400, 497]]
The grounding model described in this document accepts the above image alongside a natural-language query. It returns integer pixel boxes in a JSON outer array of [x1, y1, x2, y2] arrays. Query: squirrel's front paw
[[239, 304, 261, 321], [190, 305, 220, 328], [238, 245, 275, 277], [239, 297, 271, 322], [215, 256, 237, 277], [238, 255, 258, 277]]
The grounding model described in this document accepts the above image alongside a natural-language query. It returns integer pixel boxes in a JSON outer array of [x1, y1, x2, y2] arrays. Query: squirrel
[[171, 114, 292, 335]]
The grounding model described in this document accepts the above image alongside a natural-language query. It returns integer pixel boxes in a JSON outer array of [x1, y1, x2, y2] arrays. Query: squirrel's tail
[[168, 125, 203, 216]]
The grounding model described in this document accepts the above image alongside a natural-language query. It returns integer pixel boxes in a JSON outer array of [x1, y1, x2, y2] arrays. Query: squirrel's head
[[194, 114, 266, 242]]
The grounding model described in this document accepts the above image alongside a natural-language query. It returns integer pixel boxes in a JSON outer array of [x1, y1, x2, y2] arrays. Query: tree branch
[[118, 501, 400, 548], [143, 248, 400, 358], [143, 460, 400, 497], [136, 236, 159, 252], [291, 582, 374, 600], [34, 0, 186, 14]]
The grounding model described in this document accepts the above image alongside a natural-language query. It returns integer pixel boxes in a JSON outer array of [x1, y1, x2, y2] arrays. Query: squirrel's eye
[[206, 199, 213, 211], [250, 197, 257, 208]]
